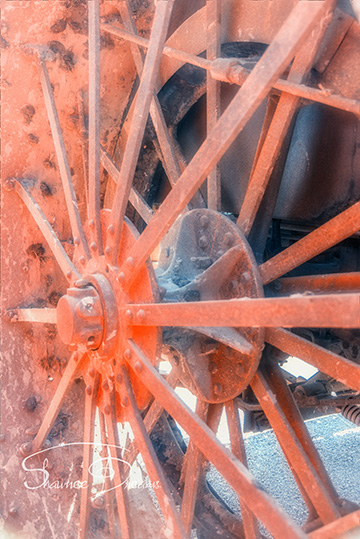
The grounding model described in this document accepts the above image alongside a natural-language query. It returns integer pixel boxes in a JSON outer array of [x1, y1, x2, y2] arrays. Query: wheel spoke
[[260, 200, 360, 285], [77, 90, 90, 210], [118, 365, 186, 538], [6, 308, 57, 324], [188, 327, 253, 355], [261, 360, 340, 508], [109, 0, 175, 264], [98, 411, 116, 537], [118, 0, 334, 290], [125, 293, 360, 328], [237, 6, 334, 236], [32, 352, 88, 453], [79, 372, 100, 539], [125, 339, 306, 538], [88, 0, 103, 254], [125, 369, 178, 468], [278, 272, 360, 294], [225, 399, 260, 539], [37, 55, 90, 260], [308, 509, 360, 539], [181, 399, 208, 536], [250, 371, 340, 524], [206, 0, 221, 211], [104, 388, 133, 539], [265, 327, 360, 393], [100, 147, 153, 224], [118, 0, 184, 190], [12, 179, 80, 281]]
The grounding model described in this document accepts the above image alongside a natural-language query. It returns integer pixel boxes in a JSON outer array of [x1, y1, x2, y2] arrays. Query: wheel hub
[[157, 209, 265, 403]]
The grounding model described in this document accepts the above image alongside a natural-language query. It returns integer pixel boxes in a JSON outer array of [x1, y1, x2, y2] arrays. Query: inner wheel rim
[[2, 1, 360, 538]]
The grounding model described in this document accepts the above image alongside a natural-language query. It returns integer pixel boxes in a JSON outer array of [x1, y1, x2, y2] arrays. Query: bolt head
[[92, 496, 104, 509], [224, 232, 234, 246], [102, 380, 109, 391], [134, 361, 142, 373], [121, 396, 129, 407], [4, 178, 15, 191], [124, 349, 131, 360], [200, 215, 209, 228], [74, 237, 80, 246], [105, 246, 111, 256], [104, 404, 111, 415], [20, 441, 33, 456], [90, 242, 97, 251], [89, 219, 95, 228], [117, 272, 125, 283], [209, 361, 218, 374], [213, 383, 222, 395], [86, 385, 92, 395], [125, 309, 133, 320], [79, 256, 85, 265], [127, 257, 134, 267], [199, 235, 208, 249], [137, 309, 145, 321], [107, 224, 114, 235]]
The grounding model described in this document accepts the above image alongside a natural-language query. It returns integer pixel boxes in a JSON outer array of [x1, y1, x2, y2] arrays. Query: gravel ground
[[206, 414, 360, 536]]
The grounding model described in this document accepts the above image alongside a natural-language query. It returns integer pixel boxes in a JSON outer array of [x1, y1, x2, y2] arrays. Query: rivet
[[92, 496, 104, 509], [104, 404, 111, 415], [124, 349, 131, 360], [241, 272, 251, 284], [9, 507, 18, 516], [20, 441, 33, 456], [74, 279, 87, 288], [66, 271, 72, 279], [116, 374, 122, 384], [273, 280, 282, 291], [117, 272, 125, 283], [235, 363, 245, 375], [107, 224, 114, 235], [137, 309, 145, 321], [200, 215, 209, 228], [79, 256, 85, 265], [127, 257, 134, 267], [125, 309, 133, 320], [89, 219, 95, 228], [43, 439, 52, 449], [4, 178, 15, 191], [105, 246, 111, 256], [229, 280, 238, 293], [134, 361, 142, 373], [214, 383, 222, 395], [89, 367, 95, 377], [224, 232, 234, 246], [199, 235, 208, 249], [22, 264, 30, 273], [102, 380, 109, 391], [209, 361, 218, 374], [74, 237, 80, 246], [85, 385, 92, 395], [121, 396, 128, 407], [90, 242, 97, 251]]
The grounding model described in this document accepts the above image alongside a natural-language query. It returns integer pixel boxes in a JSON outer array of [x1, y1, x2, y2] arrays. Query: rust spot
[[21, 104, 35, 125], [48, 291, 62, 307], [26, 243, 46, 262], [28, 133, 39, 144], [24, 396, 38, 412], [48, 40, 75, 71], [43, 158, 56, 169], [50, 18, 68, 34], [100, 33, 114, 50], [40, 182, 52, 197]]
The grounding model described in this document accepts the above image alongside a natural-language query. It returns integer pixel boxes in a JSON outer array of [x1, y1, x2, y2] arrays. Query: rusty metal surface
[[2, 0, 360, 538]]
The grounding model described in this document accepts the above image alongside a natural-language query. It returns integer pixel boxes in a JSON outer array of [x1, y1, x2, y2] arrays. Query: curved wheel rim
[[2, 1, 360, 538]]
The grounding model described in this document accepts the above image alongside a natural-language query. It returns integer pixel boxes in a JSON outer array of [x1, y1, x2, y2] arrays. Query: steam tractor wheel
[[2, 1, 360, 538]]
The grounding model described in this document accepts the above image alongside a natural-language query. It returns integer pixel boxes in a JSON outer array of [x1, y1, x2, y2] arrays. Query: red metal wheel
[[2, 1, 360, 538]]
